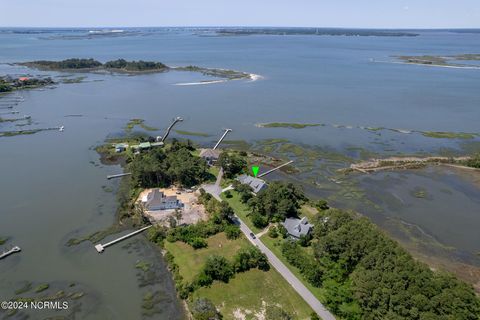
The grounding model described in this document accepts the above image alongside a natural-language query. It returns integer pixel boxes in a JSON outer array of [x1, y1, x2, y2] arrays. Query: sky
[[0, 0, 479, 29]]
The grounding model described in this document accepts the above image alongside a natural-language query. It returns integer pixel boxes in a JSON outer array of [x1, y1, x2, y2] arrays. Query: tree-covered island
[[18, 58, 253, 80]]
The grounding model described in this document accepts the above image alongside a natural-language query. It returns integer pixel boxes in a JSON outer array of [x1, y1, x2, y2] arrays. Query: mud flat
[[346, 156, 472, 173]]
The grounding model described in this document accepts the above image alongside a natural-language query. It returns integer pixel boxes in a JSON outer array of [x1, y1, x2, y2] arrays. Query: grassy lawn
[[260, 235, 327, 303], [221, 191, 262, 233], [166, 230, 315, 319], [164, 232, 250, 282], [193, 267, 314, 320], [300, 205, 319, 221], [208, 165, 219, 177]]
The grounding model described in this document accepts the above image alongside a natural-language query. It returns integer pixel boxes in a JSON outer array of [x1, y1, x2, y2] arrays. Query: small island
[[395, 54, 480, 68], [257, 122, 322, 129], [19, 58, 255, 80]]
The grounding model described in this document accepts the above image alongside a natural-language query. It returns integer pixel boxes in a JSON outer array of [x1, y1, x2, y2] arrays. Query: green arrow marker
[[251, 166, 259, 177]]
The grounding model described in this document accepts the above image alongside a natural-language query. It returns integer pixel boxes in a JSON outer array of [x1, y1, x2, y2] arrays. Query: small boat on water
[[0, 246, 21, 260], [59, 125, 65, 132]]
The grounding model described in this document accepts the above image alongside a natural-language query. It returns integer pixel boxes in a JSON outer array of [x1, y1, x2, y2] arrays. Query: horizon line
[[0, 25, 479, 30]]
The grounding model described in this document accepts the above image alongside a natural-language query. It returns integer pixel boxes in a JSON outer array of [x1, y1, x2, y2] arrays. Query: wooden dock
[[107, 172, 132, 180], [258, 160, 294, 178], [0, 246, 21, 260], [94, 225, 152, 253]]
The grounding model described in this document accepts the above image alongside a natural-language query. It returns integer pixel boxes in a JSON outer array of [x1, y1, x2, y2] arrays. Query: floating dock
[[0, 246, 21, 260], [94, 225, 152, 253]]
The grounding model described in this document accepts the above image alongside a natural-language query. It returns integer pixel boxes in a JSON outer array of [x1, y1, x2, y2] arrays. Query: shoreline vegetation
[[395, 53, 480, 69], [346, 155, 480, 173], [17, 58, 256, 81], [174, 129, 212, 137], [257, 122, 323, 129]]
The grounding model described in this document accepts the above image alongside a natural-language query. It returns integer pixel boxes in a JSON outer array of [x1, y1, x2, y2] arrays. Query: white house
[[142, 189, 183, 211]]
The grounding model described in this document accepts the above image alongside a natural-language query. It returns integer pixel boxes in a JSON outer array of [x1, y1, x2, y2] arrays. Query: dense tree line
[[104, 59, 167, 71], [30, 58, 102, 69], [281, 208, 480, 319], [25, 58, 168, 71], [247, 182, 306, 228], [128, 140, 210, 189]]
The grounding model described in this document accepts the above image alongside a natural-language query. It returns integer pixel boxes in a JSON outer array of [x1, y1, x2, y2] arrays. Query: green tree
[[268, 226, 278, 238], [234, 183, 254, 203], [224, 225, 241, 239], [248, 181, 306, 223], [202, 255, 234, 283], [218, 152, 246, 178], [315, 199, 329, 211], [233, 246, 269, 272]]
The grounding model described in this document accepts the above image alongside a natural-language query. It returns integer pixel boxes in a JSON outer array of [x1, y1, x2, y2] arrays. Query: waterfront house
[[142, 189, 183, 211], [199, 148, 221, 166], [283, 217, 313, 239], [236, 174, 267, 194]]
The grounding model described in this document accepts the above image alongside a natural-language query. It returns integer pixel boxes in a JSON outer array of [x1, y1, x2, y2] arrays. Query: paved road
[[235, 216, 336, 320]]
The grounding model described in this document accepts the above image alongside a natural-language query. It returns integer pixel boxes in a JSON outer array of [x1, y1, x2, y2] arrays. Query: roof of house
[[150, 142, 164, 147], [283, 217, 313, 238], [236, 174, 267, 193], [145, 189, 180, 208], [199, 148, 221, 159], [139, 142, 151, 149]]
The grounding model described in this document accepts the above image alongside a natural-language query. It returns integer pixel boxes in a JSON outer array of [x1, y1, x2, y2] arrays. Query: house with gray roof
[[199, 148, 221, 166], [236, 174, 268, 194], [283, 217, 313, 239], [142, 189, 183, 211]]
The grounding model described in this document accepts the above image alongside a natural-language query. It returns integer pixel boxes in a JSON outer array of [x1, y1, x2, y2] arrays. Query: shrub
[[225, 225, 241, 239], [268, 226, 278, 238], [191, 298, 223, 320]]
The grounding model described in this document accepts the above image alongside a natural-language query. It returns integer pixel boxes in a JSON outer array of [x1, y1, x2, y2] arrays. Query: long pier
[[213, 128, 232, 150], [0, 246, 21, 260], [258, 160, 294, 178], [94, 225, 152, 253], [107, 172, 132, 180], [161, 117, 183, 143]]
